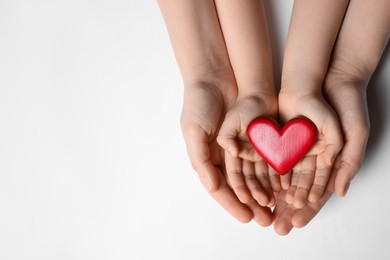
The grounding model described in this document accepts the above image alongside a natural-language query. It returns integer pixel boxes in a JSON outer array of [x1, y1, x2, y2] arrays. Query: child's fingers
[[280, 171, 292, 190], [293, 155, 316, 209], [285, 166, 300, 204], [225, 151, 252, 203], [308, 149, 334, 203], [217, 113, 241, 157], [242, 160, 269, 207], [308, 121, 343, 202], [268, 166, 282, 193], [254, 160, 275, 207]]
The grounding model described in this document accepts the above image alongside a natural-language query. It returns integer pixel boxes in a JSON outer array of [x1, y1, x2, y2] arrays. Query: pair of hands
[[160, 0, 389, 235], [181, 65, 369, 234], [181, 65, 372, 235]]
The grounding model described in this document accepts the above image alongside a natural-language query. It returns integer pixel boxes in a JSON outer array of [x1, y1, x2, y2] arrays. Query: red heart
[[247, 117, 318, 175]]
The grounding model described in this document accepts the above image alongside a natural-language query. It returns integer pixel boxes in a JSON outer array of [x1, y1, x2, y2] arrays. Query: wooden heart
[[247, 117, 318, 175]]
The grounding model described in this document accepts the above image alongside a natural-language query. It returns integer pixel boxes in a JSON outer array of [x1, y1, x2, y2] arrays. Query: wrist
[[184, 77, 238, 106], [281, 71, 324, 95], [236, 90, 278, 117], [237, 79, 276, 99]]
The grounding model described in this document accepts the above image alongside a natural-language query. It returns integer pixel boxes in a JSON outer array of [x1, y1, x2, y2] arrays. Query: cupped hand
[[323, 65, 370, 197], [273, 168, 336, 235], [180, 82, 274, 226], [278, 90, 343, 208], [216, 92, 280, 208]]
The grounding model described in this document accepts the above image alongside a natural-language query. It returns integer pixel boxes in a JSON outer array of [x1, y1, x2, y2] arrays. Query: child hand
[[278, 90, 343, 208], [217, 92, 280, 207]]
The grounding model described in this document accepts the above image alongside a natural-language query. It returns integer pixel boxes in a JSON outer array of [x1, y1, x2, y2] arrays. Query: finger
[[184, 127, 253, 222], [273, 189, 288, 221], [325, 0, 388, 194], [254, 160, 275, 207], [308, 145, 338, 203], [322, 142, 343, 170], [210, 172, 254, 223], [294, 155, 316, 209], [273, 203, 296, 236], [225, 151, 252, 203], [334, 131, 368, 196], [184, 126, 220, 192], [246, 199, 273, 227], [238, 145, 263, 162], [268, 166, 282, 193], [242, 160, 269, 207], [280, 170, 292, 190], [292, 168, 336, 228], [217, 113, 240, 157], [285, 163, 301, 204]]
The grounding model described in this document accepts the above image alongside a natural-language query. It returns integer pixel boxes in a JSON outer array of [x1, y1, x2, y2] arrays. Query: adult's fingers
[[333, 130, 368, 196], [294, 155, 316, 208], [246, 198, 274, 227], [308, 116, 343, 202], [292, 170, 335, 228], [274, 168, 336, 233], [225, 152, 252, 203], [253, 160, 274, 207], [183, 126, 253, 222], [324, 87, 369, 196], [323, 0, 389, 195], [273, 190, 295, 236]]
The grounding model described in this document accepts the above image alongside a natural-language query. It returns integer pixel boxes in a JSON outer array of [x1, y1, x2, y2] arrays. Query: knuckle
[[229, 168, 242, 177], [341, 160, 362, 175], [189, 158, 208, 173], [181, 124, 202, 139]]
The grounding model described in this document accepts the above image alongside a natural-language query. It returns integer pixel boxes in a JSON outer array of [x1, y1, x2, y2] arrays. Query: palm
[[181, 85, 274, 226], [273, 171, 335, 235], [278, 92, 343, 206]]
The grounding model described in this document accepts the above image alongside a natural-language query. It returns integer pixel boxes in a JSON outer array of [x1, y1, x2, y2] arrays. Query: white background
[[1, 1, 389, 259]]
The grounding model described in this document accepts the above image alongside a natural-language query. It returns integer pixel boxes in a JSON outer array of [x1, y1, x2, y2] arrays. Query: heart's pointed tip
[[272, 167, 291, 176]]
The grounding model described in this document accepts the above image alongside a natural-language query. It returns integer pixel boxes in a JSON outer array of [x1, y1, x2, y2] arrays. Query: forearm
[[157, 0, 234, 87], [214, 0, 275, 96], [326, 0, 390, 87], [281, 0, 350, 92]]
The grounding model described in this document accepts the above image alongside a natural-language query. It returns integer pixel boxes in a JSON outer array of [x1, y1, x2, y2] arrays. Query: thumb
[[334, 129, 368, 197], [217, 113, 240, 157]]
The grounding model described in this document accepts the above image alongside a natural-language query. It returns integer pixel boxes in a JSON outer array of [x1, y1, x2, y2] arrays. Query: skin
[[279, 0, 348, 208], [158, 0, 390, 235], [274, 0, 390, 235], [214, 0, 280, 208], [157, 0, 273, 226]]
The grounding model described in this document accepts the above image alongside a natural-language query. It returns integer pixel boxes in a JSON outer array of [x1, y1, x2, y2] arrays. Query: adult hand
[[277, 0, 347, 208], [323, 0, 390, 196], [181, 82, 273, 226], [273, 0, 390, 235], [158, 0, 273, 226]]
